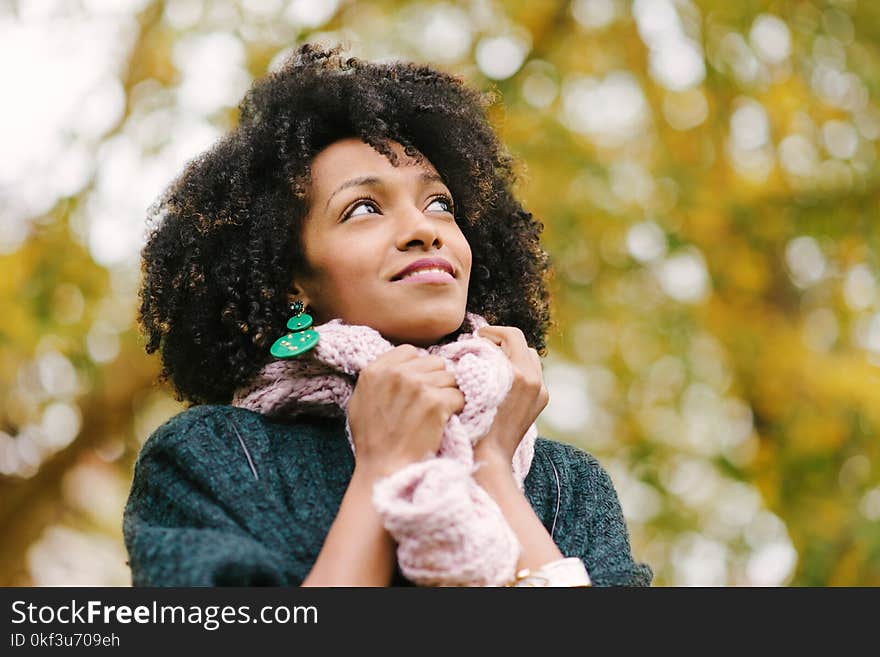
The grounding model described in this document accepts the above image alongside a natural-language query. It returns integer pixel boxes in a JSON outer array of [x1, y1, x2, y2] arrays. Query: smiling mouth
[[393, 269, 456, 284]]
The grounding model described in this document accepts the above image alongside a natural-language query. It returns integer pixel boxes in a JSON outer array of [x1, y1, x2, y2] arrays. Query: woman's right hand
[[347, 344, 465, 480]]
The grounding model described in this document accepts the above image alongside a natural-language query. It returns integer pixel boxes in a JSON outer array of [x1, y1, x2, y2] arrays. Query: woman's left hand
[[473, 325, 549, 468]]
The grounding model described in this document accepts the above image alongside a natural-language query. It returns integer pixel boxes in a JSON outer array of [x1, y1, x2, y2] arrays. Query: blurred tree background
[[1, 0, 878, 586]]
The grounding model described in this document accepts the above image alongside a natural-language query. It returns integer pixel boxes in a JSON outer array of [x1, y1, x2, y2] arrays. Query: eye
[[342, 196, 381, 221], [428, 194, 455, 214]]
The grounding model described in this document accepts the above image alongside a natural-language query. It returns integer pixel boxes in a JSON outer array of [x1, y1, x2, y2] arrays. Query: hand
[[347, 344, 465, 481], [473, 325, 549, 468]]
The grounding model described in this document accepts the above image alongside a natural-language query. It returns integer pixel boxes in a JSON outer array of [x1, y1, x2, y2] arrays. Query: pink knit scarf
[[231, 311, 536, 586]]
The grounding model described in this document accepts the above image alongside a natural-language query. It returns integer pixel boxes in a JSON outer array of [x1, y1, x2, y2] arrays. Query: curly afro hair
[[139, 42, 554, 406]]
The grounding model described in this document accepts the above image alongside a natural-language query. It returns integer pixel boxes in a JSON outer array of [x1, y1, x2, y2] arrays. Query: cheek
[[455, 233, 473, 275], [303, 230, 355, 285], [319, 260, 370, 293], [311, 244, 378, 293]]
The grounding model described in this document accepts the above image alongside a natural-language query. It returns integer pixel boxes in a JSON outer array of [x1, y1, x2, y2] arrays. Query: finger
[[407, 354, 449, 372], [475, 327, 507, 352], [480, 326, 531, 365], [422, 370, 460, 389], [437, 386, 466, 413], [477, 325, 524, 345], [377, 348, 445, 373], [379, 344, 424, 364]]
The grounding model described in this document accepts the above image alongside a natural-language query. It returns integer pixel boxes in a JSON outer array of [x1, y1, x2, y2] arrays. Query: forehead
[[308, 138, 440, 193]]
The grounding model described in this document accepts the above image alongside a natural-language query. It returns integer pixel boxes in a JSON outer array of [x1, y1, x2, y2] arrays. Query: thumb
[[475, 327, 504, 349]]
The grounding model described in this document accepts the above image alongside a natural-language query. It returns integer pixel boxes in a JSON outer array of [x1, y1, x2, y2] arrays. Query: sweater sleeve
[[537, 440, 653, 587], [122, 408, 292, 586]]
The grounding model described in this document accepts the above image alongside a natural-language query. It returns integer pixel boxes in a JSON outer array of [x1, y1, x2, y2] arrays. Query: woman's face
[[291, 138, 472, 348]]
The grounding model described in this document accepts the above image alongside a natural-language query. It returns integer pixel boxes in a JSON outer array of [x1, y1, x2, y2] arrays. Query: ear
[[287, 282, 312, 308]]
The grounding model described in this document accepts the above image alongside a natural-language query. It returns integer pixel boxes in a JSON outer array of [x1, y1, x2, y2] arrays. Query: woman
[[124, 43, 652, 587]]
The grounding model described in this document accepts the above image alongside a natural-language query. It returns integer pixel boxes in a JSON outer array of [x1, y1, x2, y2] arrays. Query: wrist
[[473, 436, 510, 466], [473, 422, 526, 466], [353, 457, 412, 484], [506, 557, 592, 588], [472, 449, 515, 486], [351, 462, 390, 487]]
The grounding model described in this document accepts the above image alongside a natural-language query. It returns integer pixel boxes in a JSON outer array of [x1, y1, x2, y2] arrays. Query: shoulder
[[135, 404, 350, 485], [137, 404, 264, 461], [129, 405, 265, 491], [139, 404, 342, 451], [525, 437, 610, 536], [529, 436, 611, 496], [532, 435, 598, 467], [530, 437, 630, 523]]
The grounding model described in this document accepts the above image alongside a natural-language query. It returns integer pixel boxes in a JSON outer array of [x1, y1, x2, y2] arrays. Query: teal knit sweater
[[122, 404, 652, 587]]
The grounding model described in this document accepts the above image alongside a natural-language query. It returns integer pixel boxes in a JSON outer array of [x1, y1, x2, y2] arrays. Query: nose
[[395, 205, 442, 251]]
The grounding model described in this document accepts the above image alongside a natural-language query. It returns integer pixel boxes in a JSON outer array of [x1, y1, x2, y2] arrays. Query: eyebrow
[[324, 171, 446, 211]]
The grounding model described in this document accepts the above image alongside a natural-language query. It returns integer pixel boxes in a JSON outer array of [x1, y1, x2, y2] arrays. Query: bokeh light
[[2, 0, 879, 588]]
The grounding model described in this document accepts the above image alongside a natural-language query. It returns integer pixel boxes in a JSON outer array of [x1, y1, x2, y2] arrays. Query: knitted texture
[[122, 405, 655, 587], [231, 312, 535, 586]]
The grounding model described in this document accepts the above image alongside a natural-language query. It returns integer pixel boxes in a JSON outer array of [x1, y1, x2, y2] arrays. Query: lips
[[391, 257, 455, 281]]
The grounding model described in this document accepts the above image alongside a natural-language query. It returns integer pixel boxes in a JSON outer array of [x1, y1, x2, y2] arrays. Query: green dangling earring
[[270, 300, 320, 359]]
